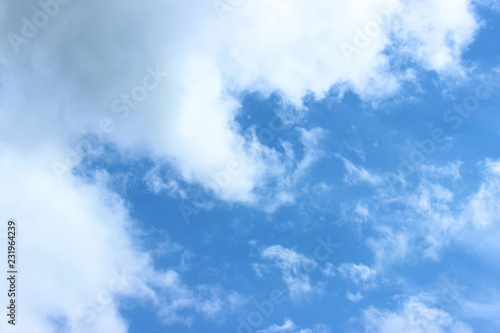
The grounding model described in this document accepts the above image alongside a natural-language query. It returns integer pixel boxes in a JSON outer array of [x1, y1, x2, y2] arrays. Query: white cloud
[[458, 159, 500, 260], [152, 272, 240, 325], [392, 0, 478, 75], [354, 158, 500, 270], [464, 159, 500, 228], [347, 291, 364, 302], [256, 318, 296, 333], [259, 245, 319, 298], [143, 165, 186, 199], [362, 297, 473, 333], [367, 226, 410, 268], [321, 263, 336, 278], [0, 148, 239, 332], [340, 158, 384, 186], [0, 0, 480, 205], [420, 161, 463, 180], [338, 263, 377, 288], [405, 181, 459, 260], [258, 127, 327, 212], [355, 203, 371, 220]]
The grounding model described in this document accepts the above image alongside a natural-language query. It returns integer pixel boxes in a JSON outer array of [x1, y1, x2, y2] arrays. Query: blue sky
[[0, 0, 499, 332]]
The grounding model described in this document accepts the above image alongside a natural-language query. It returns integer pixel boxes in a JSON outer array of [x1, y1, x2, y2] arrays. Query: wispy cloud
[[340, 157, 384, 186], [362, 296, 473, 333], [258, 245, 319, 299], [257, 318, 331, 333], [338, 263, 377, 289]]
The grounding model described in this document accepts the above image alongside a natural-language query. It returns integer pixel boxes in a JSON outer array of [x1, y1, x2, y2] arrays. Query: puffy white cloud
[[392, 0, 478, 75], [0, 0, 481, 204]]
